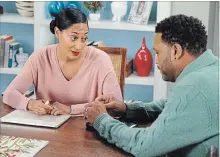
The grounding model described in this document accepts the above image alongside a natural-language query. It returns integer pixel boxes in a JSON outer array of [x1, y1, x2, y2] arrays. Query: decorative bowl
[[17, 8, 34, 17], [16, 1, 34, 17]]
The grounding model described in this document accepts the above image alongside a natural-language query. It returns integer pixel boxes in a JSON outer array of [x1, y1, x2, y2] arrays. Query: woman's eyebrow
[[71, 32, 88, 35]]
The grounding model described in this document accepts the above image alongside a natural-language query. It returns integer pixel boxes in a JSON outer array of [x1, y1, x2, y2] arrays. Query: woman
[[3, 8, 122, 116]]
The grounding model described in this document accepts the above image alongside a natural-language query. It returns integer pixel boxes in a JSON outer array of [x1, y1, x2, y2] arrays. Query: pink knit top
[[3, 44, 122, 115]]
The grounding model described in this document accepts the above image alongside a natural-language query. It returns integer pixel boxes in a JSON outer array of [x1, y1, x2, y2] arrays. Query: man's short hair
[[155, 14, 207, 56]]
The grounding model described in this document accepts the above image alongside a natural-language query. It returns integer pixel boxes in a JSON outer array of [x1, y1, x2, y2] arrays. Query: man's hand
[[50, 102, 71, 116], [84, 101, 108, 125], [95, 95, 127, 113], [27, 99, 53, 115]]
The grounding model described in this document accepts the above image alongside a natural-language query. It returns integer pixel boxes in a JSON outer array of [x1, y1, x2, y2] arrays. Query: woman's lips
[[71, 51, 80, 56]]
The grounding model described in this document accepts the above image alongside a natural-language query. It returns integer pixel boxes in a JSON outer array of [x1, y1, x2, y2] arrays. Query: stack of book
[[0, 35, 20, 68]]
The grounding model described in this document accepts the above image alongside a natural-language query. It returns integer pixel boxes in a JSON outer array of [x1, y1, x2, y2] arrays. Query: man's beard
[[161, 56, 176, 82], [161, 73, 175, 82]]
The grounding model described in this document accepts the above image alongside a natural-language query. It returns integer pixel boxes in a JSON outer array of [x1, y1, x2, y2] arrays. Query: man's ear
[[54, 27, 60, 39], [172, 44, 183, 60]]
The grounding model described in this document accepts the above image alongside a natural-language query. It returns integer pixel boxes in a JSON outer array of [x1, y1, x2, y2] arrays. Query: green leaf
[[83, 1, 104, 13]]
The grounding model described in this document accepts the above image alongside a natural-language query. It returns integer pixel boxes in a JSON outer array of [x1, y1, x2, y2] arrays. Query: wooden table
[[0, 98, 131, 157]]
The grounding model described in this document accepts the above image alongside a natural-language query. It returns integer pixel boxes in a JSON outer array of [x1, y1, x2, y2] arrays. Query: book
[[0, 35, 12, 67], [4, 38, 15, 68], [8, 42, 20, 68], [1, 110, 71, 128], [0, 37, 5, 67], [0, 135, 49, 157]]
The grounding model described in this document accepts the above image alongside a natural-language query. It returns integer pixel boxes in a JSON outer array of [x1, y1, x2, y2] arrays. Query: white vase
[[111, 2, 127, 22], [89, 13, 101, 21]]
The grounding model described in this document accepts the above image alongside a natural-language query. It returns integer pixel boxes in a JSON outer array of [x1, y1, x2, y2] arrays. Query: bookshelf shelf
[[0, 13, 34, 24], [0, 68, 21, 74], [125, 72, 154, 85], [40, 19, 156, 32]]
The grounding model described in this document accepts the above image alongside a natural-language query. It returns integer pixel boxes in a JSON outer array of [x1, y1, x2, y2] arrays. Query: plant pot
[[89, 13, 100, 21]]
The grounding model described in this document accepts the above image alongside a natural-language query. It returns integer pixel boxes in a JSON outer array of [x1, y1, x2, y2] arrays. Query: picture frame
[[127, 1, 153, 25]]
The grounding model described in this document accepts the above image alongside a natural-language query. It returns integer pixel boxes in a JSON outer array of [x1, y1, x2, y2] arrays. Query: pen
[[45, 100, 56, 110], [45, 100, 50, 105]]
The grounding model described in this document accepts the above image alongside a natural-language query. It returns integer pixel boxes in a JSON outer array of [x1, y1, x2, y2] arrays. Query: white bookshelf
[[0, 13, 34, 24], [0, 1, 171, 101]]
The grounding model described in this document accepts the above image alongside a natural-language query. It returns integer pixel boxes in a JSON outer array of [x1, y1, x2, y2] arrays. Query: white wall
[[171, 1, 219, 56], [172, 2, 210, 31], [207, 1, 219, 57], [167, 1, 219, 95]]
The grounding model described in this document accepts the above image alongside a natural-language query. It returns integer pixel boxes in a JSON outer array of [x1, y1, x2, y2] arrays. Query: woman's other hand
[[50, 102, 71, 116]]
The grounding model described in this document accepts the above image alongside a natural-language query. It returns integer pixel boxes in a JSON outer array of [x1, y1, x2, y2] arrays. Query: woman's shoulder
[[86, 46, 114, 71], [29, 44, 57, 60], [87, 46, 111, 63]]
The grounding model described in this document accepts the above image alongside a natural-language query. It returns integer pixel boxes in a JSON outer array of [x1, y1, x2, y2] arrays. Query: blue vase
[[48, 1, 64, 17], [65, 1, 82, 10]]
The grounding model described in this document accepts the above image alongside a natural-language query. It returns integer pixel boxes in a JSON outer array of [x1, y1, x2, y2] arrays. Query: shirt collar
[[174, 49, 218, 85]]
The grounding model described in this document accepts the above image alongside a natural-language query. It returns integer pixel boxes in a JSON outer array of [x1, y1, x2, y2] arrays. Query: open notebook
[[0, 135, 49, 157], [0, 110, 71, 128]]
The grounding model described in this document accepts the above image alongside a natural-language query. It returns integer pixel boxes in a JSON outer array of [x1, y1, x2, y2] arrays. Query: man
[[84, 14, 219, 157]]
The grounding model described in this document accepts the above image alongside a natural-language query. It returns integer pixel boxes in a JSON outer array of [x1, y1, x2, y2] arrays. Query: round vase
[[134, 37, 153, 77], [48, 1, 64, 17]]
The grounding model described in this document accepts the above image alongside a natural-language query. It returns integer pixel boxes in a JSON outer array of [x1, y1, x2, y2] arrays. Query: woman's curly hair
[[155, 14, 207, 55]]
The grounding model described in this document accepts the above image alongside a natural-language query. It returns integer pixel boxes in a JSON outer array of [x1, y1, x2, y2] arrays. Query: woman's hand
[[50, 102, 71, 116], [27, 99, 53, 115], [95, 95, 126, 113]]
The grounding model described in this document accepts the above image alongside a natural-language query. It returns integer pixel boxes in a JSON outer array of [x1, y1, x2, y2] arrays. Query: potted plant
[[83, 1, 104, 21]]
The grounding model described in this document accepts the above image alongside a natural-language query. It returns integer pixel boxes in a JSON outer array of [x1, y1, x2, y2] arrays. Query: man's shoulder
[[173, 65, 218, 98], [180, 62, 218, 83]]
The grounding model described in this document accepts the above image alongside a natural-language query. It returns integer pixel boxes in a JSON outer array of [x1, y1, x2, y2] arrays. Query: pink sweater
[[3, 44, 122, 115]]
